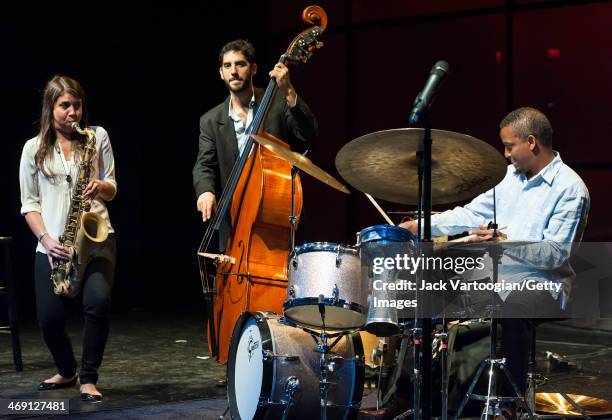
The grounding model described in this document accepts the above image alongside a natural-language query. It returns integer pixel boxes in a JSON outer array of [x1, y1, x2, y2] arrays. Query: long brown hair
[[34, 75, 89, 178]]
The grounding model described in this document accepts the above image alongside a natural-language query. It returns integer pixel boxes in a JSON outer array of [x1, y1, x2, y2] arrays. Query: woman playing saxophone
[[19, 75, 117, 403]]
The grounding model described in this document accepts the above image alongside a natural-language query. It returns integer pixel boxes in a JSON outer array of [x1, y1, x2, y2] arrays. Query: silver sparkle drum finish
[[284, 243, 367, 330], [227, 312, 364, 420], [358, 225, 417, 337]]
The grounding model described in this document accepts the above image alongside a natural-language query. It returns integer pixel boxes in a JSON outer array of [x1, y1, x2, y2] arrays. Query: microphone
[[408, 60, 450, 125]]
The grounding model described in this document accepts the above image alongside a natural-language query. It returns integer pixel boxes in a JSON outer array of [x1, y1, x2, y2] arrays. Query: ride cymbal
[[335, 128, 507, 205]]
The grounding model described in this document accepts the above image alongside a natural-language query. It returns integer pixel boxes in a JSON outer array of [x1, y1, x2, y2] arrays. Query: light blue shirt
[[431, 152, 589, 244], [433, 152, 590, 302], [228, 95, 256, 157]]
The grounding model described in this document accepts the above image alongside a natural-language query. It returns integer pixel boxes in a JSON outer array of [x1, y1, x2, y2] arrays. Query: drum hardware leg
[[317, 330, 331, 420], [451, 317, 535, 420], [316, 294, 331, 420], [452, 356, 534, 420], [376, 360, 383, 411], [281, 376, 301, 420], [372, 340, 389, 411], [453, 244, 535, 420], [435, 326, 449, 420], [310, 299, 351, 420], [217, 405, 229, 420], [484, 357, 499, 419], [412, 325, 422, 419]]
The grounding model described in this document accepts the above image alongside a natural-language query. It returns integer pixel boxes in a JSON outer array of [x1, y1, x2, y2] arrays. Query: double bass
[[197, 6, 328, 364]]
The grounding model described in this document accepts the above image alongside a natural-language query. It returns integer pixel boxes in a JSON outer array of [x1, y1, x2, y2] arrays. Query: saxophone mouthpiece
[[71, 122, 80, 129]]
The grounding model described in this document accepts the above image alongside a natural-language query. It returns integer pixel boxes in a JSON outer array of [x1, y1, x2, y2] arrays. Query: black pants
[[34, 235, 116, 385]]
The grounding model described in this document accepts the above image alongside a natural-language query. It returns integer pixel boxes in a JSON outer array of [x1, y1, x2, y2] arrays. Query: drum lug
[[284, 376, 301, 398], [288, 286, 296, 298], [332, 284, 339, 303], [327, 355, 345, 373], [263, 350, 274, 361]]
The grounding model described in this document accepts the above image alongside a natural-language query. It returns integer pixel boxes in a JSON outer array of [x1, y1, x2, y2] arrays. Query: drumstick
[[364, 193, 395, 226]]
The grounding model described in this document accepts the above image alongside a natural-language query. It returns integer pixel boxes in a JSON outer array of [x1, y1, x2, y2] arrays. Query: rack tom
[[285, 242, 367, 330]]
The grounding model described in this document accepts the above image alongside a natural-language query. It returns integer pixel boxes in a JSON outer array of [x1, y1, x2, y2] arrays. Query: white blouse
[[19, 126, 117, 254]]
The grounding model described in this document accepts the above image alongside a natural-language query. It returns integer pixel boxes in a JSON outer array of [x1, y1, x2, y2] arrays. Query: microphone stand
[[405, 110, 434, 419], [420, 110, 434, 420]]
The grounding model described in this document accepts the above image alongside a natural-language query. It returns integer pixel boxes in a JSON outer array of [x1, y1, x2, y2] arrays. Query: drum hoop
[[227, 311, 275, 420], [358, 224, 416, 245], [293, 242, 358, 255], [283, 298, 367, 330]]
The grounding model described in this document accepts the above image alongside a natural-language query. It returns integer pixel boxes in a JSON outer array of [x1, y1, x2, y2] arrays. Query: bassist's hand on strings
[[197, 191, 217, 222], [269, 63, 298, 107]]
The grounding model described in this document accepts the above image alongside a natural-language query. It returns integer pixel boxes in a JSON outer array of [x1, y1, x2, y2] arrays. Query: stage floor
[[1, 309, 612, 419]]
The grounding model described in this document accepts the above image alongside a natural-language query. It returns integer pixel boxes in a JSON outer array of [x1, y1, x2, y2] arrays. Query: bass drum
[[227, 312, 365, 420]]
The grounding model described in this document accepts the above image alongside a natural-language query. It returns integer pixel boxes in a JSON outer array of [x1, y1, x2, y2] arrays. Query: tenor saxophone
[[50, 122, 109, 297]]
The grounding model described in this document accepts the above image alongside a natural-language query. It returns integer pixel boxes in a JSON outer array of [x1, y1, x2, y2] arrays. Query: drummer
[[400, 107, 590, 411]]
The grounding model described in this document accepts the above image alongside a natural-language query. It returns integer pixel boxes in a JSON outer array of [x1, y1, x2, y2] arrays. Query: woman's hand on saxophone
[[83, 179, 115, 201], [83, 179, 101, 201], [41, 235, 71, 267]]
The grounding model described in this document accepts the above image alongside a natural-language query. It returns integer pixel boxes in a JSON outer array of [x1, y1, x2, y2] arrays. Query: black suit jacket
[[193, 87, 317, 249]]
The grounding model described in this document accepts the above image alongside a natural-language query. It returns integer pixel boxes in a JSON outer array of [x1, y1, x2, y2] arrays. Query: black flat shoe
[[37, 376, 78, 391], [81, 392, 103, 403]]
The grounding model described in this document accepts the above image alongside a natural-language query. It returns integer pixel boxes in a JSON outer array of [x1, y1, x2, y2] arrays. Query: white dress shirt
[[19, 126, 117, 254]]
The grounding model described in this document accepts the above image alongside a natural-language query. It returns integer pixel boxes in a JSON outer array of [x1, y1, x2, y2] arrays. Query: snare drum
[[285, 242, 367, 330], [358, 225, 417, 337], [227, 312, 364, 419]]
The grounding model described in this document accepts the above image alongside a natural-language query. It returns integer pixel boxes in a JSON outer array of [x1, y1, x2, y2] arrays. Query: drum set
[[223, 127, 510, 420], [227, 225, 420, 420]]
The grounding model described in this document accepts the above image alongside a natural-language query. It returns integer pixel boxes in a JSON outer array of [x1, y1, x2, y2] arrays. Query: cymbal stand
[[412, 322, 423, 419], [453, 242, 534, 420], [435, 321, 449, 420], [289, 165, 300, 254]]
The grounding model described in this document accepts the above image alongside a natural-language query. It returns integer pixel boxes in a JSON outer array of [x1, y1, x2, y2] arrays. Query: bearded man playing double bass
[[193, 39, 318, 251], [192, 40, 318, 386]]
